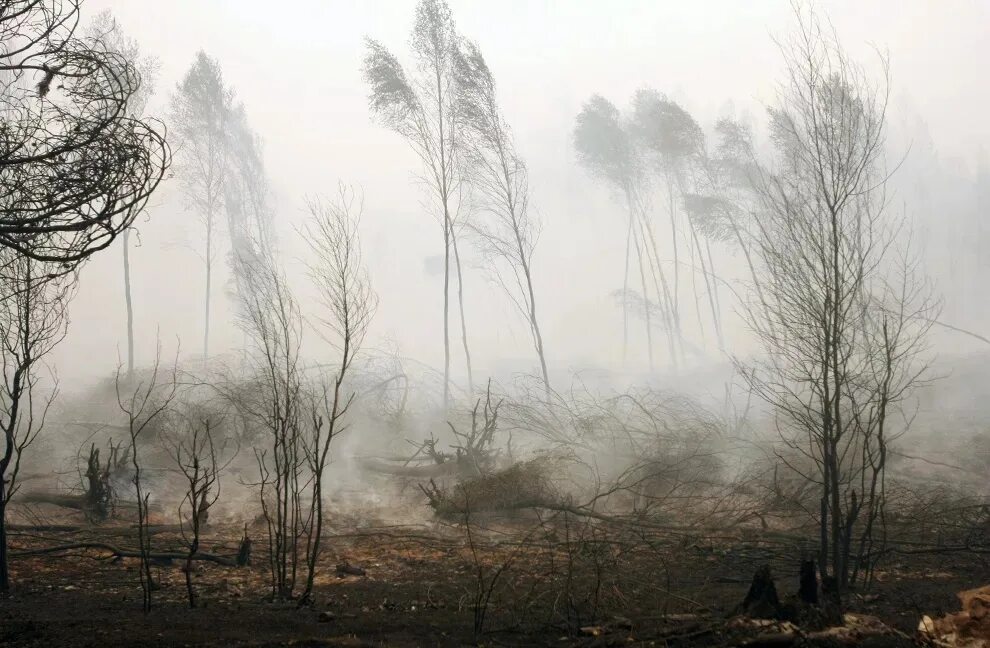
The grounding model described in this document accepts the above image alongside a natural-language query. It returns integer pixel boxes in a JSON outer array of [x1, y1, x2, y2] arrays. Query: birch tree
[[454, 40, 551, 394], [363, 0, 473, 409], [169, 52, 235, 361], [631, 90, 723, 351], [86, 11, 159, 378], [574, 95, 678, 370]]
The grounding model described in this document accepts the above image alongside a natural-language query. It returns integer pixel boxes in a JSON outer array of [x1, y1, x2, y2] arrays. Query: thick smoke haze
[[7, 0, 990, 640], [52, 0, 990, 392]]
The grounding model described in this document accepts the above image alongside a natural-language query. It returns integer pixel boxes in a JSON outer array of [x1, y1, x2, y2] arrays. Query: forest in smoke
[[1, 1, 990, 647]]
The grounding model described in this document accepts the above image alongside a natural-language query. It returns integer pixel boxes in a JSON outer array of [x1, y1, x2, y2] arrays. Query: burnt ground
[[1, 514, 987, 647]]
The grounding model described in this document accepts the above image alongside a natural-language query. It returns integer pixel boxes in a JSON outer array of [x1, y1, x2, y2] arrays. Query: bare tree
[[363, 0, 473, 408], [739, 5, 938, 592], [115, 341, 178, 612], [298, 185, 377, 603], [0, 0, 169, 267], [0, 253, 75, 593], [453, 41, 551, 394], [85, 10, 160, 378], [163, 410, 231, 608], [170, 51, 236, 361], [228, 214, 305, 600]]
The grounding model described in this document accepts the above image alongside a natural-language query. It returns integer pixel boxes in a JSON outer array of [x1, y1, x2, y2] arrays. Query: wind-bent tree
[[170, 52, 236, 360], [454, 41, 551, 394], [682, 116, 777, 337], [86, 10, 160, 378], [0, 0, 169, 269], [740, 7, 937, 592], [574, 95, 677, 369], [0, 253, 76, 593], [224, 103, 275, 346], [363, 0, 473, 409], [631, 89, 723, 351]]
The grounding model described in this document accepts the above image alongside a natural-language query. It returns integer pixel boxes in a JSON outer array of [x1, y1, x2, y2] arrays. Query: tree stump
[[739, 565, 783, 619]]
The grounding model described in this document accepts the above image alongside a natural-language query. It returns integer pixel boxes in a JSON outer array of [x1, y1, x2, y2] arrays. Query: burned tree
[[298, 185, 377, 603], [0, 253, 75, 593], [228, 209, 305, 600], [454, 40, 551, 395], [163, 412, 230, 608], [0, 0, 169, 267], [363, 0, 473, 408], [115, 344, 178, 612], [740, 6, 938, 592]]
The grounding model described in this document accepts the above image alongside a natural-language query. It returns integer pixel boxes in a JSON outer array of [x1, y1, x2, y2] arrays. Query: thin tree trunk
[[622, 207, 633, 366], [450, 225, 473, 396], [184, 530, 198, 607], [665, 173, 680, 328], [728, 215, 774, 334], [204, 217, 212, 362], [123, 228, 135, 378], [520, 257, 550, 395], [634, 201, 678, 370], [705, 238, 724, 351], [131, 446, 152, 612], [688, 228, 706, 343], [435, 62, 453, 412], [0, 479, 9, 593], [690, 224, 721, 351], [632, 221, 654, 370], [442, 218, 451, 410]]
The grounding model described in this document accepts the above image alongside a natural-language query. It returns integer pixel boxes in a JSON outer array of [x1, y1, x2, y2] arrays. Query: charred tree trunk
[[738, 565, 782, 619], [0, 477, 9, 593]]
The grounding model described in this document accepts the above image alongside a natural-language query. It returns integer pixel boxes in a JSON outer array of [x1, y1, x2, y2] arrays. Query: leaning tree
[[0, 0, 169, 270], [574, 94, 678, 370], [454, 40, 551, 395], [631, 90, 724, 351], [363, 0, 474, 409]]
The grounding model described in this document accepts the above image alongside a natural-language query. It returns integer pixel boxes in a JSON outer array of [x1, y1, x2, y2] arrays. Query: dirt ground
[[2, 509, 987, 647]]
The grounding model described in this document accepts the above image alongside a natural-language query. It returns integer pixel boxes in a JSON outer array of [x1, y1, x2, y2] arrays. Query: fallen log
[[357, 456, 467, 478], [10, 542, 237, 567], [19, 492, 92, 511], [7, 524, 86, 533]]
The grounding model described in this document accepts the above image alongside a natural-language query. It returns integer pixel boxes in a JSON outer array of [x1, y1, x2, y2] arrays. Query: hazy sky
[[53, 0, 990, 390]]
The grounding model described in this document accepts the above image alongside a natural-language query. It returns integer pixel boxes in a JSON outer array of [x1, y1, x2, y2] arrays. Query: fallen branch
[[10, 542, 237, 566], [20, 491, 142, 512]]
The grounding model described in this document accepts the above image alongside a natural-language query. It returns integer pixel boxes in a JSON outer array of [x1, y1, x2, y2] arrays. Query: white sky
[[53, 0, 990, 390]]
